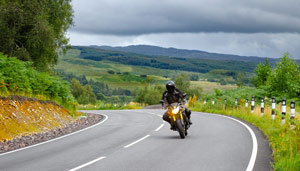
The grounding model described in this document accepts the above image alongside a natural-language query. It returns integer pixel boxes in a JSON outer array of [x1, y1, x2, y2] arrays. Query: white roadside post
[[290, 101, 295, 129], [260, 98, 264, 116], [212, 98, 215, 105], [235, 98, 238, 109], [224, 98, 227, 110], [245, 98, 248, 108], [281, 99, 286, 124], [251, 96, 255, 113], [204, 99, 206, 104], [271, 97, 276, 120]]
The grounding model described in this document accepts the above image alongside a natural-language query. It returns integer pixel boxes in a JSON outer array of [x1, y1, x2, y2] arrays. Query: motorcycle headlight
[[172, 106, 179, 114]]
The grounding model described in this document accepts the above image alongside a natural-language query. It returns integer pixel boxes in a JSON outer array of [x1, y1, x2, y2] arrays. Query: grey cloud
[[71, 0, 300, 35]]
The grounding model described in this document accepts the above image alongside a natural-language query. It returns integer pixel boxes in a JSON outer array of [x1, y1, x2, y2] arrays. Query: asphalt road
[[0, 109, 272, 171]]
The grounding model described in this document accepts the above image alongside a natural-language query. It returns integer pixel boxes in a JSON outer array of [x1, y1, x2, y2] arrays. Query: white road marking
[[0, 114, 108, 156], [203, 113, 258, 171], [124, 135, 151, 148], [147, 112, 162, 117], [155, 124, 165, 131], [132, 110, 162, 117], [69, 156, 106, 171]]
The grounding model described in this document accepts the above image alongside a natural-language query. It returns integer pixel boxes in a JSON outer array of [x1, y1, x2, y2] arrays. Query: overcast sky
[[68, 0, 300, 58]]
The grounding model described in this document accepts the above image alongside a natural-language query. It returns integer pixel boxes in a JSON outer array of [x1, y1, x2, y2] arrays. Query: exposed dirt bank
[[0, 113, 102, 154]]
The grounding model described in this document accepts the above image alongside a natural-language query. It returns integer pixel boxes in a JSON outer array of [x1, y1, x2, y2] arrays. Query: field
[[55, 49, 238, 93]]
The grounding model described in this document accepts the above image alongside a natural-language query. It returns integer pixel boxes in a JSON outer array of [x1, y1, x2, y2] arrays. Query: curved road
[[0, 109, 272, 171]]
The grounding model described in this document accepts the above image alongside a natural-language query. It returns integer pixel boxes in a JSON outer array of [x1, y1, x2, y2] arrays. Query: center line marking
[[69, 156, 106, 171], [124, 135, 151, 148], [155, 124, 165, 131]]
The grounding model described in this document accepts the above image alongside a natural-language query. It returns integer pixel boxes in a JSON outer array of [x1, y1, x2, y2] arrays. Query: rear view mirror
[[160, 100, 164, 104]]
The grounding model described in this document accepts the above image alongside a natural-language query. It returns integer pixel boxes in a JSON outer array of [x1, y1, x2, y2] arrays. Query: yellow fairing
[[172, 115, 176, 121]]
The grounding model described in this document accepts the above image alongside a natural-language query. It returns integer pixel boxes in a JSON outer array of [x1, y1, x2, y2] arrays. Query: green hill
[[73, 46, 258, 73], [94, 45, 280, 63], [55, 47, 241, 95]]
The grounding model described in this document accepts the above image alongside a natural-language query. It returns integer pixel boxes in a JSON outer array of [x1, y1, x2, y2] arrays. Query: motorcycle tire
[[176, 119, 185, 139]]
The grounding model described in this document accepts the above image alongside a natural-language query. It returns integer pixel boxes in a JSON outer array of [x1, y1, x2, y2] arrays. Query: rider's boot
[[188, 118, 193, 125], [170, 123, 176, 130]]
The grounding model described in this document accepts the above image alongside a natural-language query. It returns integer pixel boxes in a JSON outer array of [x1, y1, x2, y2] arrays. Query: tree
[[71, 79, 97, 104], [253, 58, 272, 87], [190, 74, 199, 81], [0, 0, 73, 71], [269, 53, 300, 97], [134, 84, 164, 105], [174, 73, 190, 93], [236, 72, 245, 87]]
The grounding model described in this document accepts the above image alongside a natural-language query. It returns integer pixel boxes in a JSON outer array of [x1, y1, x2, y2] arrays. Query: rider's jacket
[[161, 88, 187, 106]]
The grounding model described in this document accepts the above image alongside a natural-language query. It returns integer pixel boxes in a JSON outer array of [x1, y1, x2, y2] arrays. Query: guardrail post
[[245, 98, 248, 108], [212, 98, 215, 105], [260, 98, 264, 116], [290, 101, 295, 129], [235, 98, 238, 108], [281, 98, 286, 124], [251, 96, 255, 113], [272, 97, 275, 120]]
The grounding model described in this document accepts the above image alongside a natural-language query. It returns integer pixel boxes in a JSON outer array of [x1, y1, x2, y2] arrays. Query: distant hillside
[[55, 48, 239, 94], [93, 45, 279, 63], [73, 46, 258, 73]]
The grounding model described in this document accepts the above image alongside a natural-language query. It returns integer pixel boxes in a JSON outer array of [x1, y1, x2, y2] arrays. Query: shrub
[[0, 53, 74, 104]]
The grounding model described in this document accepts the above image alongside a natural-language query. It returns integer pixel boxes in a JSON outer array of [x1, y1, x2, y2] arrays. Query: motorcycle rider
[[161, 81, 192, 129]]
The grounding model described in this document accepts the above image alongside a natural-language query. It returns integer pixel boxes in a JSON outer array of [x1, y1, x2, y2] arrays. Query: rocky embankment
[[0, 113, 102, 154], [0, 95, 103, 154]]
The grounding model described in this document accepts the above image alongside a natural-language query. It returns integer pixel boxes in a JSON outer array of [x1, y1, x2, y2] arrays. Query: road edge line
[[0, 114, 108, 156], [204, 113, 258, 171]]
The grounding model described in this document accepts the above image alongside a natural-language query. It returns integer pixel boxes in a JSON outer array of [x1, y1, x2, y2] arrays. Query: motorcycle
[[160, 101, 190, 139]]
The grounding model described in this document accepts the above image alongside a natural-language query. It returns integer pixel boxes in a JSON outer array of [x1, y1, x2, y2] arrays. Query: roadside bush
[[135, 84, 164, 105], [71, 79, 97, 104], [107, 70, 115, 74], [0, 53, 74, 104]]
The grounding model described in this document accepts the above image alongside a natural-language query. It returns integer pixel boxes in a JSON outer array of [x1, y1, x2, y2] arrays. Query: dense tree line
[[75, 46, 258, 74], [0, 0, 73, 71]]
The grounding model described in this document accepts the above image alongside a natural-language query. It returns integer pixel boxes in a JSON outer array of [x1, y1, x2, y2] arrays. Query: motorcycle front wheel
[[176, 119, 185, 139]]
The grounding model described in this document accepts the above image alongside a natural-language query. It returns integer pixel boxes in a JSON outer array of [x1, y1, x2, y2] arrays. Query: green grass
[[190, 101, 300, 171], [190, 80, 237, 93]]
